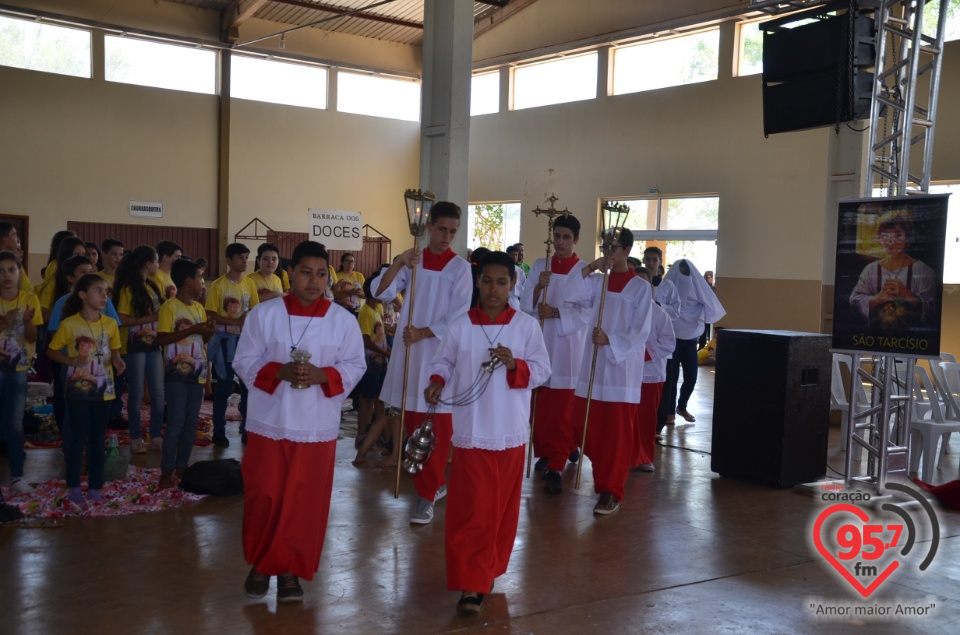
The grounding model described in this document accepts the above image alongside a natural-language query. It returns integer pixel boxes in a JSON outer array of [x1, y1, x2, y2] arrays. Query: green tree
[[471, 204, 506, 249]]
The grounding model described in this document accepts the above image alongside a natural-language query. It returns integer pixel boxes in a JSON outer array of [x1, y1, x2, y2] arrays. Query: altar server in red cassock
[[519, 214, 590, 494], [425, 251, 550, 615], [632, 265, 676, 471], [565, 228, 652, 515], [234, 241, 365, 603], [376, 202, 473, 525]]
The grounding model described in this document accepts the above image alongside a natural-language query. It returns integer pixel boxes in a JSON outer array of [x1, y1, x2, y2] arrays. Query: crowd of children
[[0, 212, 723, 615]]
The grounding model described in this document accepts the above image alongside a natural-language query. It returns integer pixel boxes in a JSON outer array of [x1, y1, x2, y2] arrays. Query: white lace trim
[[246, 421, 339, 443], [452, 434, 526, 451]]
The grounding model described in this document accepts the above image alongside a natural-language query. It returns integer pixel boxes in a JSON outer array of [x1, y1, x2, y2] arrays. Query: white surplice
[[519, 256, 591, 390], [664, 259, 726, 340], [564, 270, 654, 404], [642, 303, 677, 383], [233, 297, 366, 443], [427, 309, 551, 450], [652, 277, 682, 321], [376, 251, 473, 413]]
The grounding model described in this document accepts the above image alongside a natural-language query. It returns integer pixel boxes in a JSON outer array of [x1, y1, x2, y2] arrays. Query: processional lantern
[[403, 189, 436, 238]]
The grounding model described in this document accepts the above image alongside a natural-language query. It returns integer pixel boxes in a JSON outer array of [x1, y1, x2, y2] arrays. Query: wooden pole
[[575, 267, 611, 490], [394, 236, 420, 498]]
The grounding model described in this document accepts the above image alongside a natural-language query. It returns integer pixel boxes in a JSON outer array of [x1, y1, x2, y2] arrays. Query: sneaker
[[276, 574, 303, 603], [87, 489, 104, 503], [457, 591, 484, 614], [410, 497, 435, 525], [593, 492, 619, 515], [0, 503, 23, 524], [534, 456, 548, 472], [636, 462, 655, 472], [244, 568, 271, 599], [544, 470, 562, 494], [434, 485, 448, 502], [66, 487, 85, 507], [568, 448, 581, 464], [130, 439, 148, 454], [10, 479, 34, 494], [149, 437, 164, 451], [213, 434, 230, 448]]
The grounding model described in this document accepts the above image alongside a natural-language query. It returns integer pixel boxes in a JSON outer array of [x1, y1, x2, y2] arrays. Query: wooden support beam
[[270, 0, 423, 30], [222, 0, 271, 42]]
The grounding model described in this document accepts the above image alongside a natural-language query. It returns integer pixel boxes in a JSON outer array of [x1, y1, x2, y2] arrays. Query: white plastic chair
[[909, 364, 960, 483], [832, 354, 869, 459]]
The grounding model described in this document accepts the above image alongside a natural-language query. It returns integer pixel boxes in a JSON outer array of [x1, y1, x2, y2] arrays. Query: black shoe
[[213, 434, 230, 447], [544, 470, 562, 494], [456, 591, 484, 614], [0, 503, 24, 524], [568, 448, 580, 463], [244, 568, 270, 598], [534, 457, 548, 472], [277, 574, 303, 603]]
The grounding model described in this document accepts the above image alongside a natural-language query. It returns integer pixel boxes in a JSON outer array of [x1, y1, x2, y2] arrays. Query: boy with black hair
[[504, 245, 526, 309], [234, 240, 364, 603], [100, 239, 125, 287], [206, 242, 259, 446], [424, 251, 550, 614], [566, 228, 653, 515], [520, 214, 591, 494], [375, 201, 473, 525], [156, 258, 215, 488], [152, 240, 182, 300]]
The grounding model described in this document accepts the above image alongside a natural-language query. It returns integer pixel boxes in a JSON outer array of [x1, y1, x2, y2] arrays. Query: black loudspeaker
[[711, 330, 832, 488], [761, 6, 875, 135]]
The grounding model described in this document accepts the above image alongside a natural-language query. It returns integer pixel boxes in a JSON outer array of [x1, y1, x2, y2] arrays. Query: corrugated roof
[[163, 1, 506, 45]]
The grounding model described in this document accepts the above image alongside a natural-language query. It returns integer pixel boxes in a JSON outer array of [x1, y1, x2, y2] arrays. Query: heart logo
[[813, 503, 900, 598]]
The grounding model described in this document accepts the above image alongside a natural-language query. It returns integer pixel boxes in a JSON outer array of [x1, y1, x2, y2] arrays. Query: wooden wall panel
[[66, 222, 220, 278], [266, 230, 392, 280]]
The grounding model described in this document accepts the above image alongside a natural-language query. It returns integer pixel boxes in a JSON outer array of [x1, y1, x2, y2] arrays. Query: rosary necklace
[[84, 314, 105, 363], [288, 298, 324, 354]]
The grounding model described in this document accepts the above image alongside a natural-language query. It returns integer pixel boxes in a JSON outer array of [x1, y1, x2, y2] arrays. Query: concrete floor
[[2, 367, 959, 634]]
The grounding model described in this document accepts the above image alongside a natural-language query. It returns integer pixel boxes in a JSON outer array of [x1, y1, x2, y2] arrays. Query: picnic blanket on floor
[[1, 466, 207, 520]]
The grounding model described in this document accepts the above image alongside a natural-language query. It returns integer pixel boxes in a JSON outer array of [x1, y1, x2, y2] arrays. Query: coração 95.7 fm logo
[[811, 482, 939, 600]]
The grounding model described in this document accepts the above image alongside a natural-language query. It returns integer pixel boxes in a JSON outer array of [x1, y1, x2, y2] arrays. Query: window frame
[[611, 27, 720, 96], [104, 33, 218, 95], [511, 51, 598, 111]]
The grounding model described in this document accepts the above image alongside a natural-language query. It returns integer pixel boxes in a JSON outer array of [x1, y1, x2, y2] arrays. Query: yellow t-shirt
[[99, 272, 115, 289], [280, 268, 291, 292], [0, 291, 43, 372], [48, 313, 121, 401], [115, 286, 162, 355], [206, 275, 259, 335], [150, 269, 177, 300], [335, 270, 365, 310], [35, 259, 59, 310], [18, 265, 32, 294], [246, 271, 283, 294], [158, 297, 208, 384], [357, 303, 387, 368]]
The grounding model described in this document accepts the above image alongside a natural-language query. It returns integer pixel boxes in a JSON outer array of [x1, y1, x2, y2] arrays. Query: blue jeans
[[0, 370, 28, 479], [110, 369, 127, 421], [123, 350, 165, 441], [658, 338, 700, 432], [212, 336, 247, 438], [162, 382, 203, 471], [63, 400, 110, 489]]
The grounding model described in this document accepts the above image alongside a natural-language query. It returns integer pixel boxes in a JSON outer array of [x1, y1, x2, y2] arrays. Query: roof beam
[[474, 0, 538, 38], [269, 0, 423, 30], [222, 0, 271, 42]]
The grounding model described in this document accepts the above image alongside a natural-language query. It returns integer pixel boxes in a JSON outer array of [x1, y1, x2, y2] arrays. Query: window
[[736, 21, 764, 77], [231, 55, 327, 109], [924, 0, 960, 42], [471, 71, 499, 116], [467, 202, 521, 251], [513, 53, 597, 110], [612, 29, 719, 95], [105, 36, 216, 94], [929, 183, 960, 284], [0, 15, 90, 78], [336, 72, 420, 122], [610, 194, 720, 274]]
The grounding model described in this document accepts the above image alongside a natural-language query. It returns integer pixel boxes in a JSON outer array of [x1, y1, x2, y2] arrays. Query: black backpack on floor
[[179, 459, 244, 496]]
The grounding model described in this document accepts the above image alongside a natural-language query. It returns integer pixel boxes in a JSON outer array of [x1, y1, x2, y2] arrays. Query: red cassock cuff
[[321, 367, 344, 397], [254, 362, 283, 395], [644, 350, 652, 361], [506, 359, 530, 389], [429, 374, 446, 388]]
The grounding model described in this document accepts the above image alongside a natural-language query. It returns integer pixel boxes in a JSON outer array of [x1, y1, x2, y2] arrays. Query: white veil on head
[[664, 259, 726, 323]]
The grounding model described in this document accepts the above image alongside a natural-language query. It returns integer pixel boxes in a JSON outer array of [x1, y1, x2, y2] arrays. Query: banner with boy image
[[832, 195, 948, 355]]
